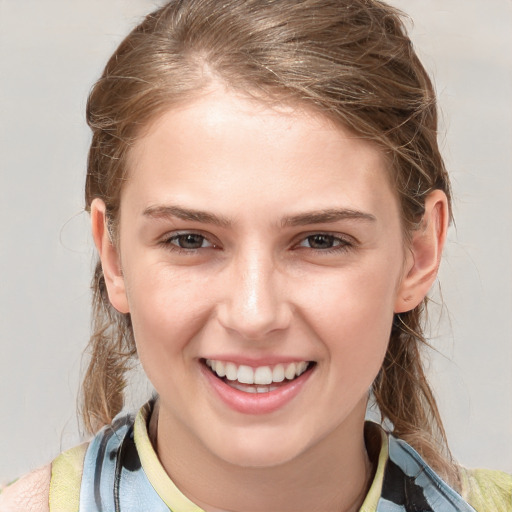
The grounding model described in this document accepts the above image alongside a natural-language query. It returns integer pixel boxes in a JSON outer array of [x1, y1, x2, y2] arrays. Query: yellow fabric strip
[[134, 403, 205, 512], [460, 466, 512, 512], [49, 443, 88, 512], [360, 425, 388, 512]]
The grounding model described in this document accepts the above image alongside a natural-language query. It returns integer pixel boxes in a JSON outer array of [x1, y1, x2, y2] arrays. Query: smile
[[201, 358, 315, 414]]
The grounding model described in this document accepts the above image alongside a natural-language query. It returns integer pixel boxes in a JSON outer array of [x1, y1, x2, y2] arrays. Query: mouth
[[202, 358, 315, 394]]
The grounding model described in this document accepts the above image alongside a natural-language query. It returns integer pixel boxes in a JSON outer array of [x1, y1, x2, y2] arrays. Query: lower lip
[[201, 363, 314, 415]]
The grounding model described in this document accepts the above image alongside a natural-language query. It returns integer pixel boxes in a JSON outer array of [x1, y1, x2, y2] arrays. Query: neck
[[152, 401, 374, 512]]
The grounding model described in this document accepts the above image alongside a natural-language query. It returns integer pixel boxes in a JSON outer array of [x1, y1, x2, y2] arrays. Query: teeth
[[229, 382, 281, 393], [272, 364, 285, 382], [225, 362, 238, 381], [284, 363, 296, 380], [237, 365, 254, 384], [254, 366, 273, 385], [215, 361, 226, 377], [205, 359, 311, 385], [296, 361, 308, 376]]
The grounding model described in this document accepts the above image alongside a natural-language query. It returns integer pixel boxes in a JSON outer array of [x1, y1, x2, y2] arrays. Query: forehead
[[123, 87, 398, 222]]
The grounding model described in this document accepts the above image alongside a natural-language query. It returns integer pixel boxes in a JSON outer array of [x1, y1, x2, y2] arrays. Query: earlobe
[[90, 198, 130, 314], [394, 190, 449, 313]]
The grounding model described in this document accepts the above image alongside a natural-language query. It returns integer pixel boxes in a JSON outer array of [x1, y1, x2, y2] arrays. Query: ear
[[394, 189, 449, 313], [90, 198, 130, 314]]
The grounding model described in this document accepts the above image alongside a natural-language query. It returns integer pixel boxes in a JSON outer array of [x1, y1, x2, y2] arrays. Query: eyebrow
[[143, 205, 232, 227], [142, 205, 376, 228], [281, 209, 376, 227]]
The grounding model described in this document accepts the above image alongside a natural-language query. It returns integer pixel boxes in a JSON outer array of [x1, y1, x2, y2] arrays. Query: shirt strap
[[49, 443, 88, 512], [134, 401, 205, 511], [360, 422, 389, 512]]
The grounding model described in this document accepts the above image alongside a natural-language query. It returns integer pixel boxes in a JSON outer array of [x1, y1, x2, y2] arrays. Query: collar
[[134, 402, 389, 512]]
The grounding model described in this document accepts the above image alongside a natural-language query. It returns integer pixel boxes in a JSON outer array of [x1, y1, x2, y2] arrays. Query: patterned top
[[47, 401, 512, 511]]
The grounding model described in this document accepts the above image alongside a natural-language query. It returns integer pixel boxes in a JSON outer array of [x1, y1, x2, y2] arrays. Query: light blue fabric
[[378, 436, 477, 512], [79, 414, 169, 511]]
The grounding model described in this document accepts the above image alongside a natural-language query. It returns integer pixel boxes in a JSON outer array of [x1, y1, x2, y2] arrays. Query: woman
[[2, 0, 510, 510]]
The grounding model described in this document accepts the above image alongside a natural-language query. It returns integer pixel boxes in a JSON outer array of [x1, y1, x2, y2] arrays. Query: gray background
[[0, 0, 510, 481]]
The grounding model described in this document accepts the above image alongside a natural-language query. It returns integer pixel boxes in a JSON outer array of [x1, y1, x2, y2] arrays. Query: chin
[[206, 428, 311, 469], [220, 447, 298, 469]]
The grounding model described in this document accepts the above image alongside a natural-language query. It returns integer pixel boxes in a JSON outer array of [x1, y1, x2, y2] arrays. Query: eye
[[299, 234, 349, 250], [166, 232, 215, 250]]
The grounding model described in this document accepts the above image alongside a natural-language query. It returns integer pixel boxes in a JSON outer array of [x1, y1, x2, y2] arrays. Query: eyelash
[[159, 231, 354, 255]]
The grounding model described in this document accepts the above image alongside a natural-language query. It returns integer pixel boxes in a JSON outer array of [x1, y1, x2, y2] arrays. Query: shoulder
[[459, 467, 512, 512], [0, 465, 51, 512], [0, 406, 148, 512], [0, 442, 89, 512]]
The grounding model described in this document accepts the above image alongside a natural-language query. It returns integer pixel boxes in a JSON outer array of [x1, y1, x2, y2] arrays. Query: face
[[102, 87, 415, 468]]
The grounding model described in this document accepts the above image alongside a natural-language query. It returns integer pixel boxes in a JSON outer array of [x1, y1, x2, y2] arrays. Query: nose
[[217, 250, 291, 340]]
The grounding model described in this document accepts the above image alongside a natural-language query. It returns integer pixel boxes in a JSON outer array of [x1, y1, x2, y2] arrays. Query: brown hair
[[82, 0, 457, 485]]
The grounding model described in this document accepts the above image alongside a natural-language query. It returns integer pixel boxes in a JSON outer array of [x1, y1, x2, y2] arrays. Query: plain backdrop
[[0, 0, 511, 481]]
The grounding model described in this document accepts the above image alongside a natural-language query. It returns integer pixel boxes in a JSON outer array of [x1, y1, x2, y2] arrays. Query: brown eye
[[170, 233, 211, 249], [297, 233, 352, 252], [305, 234, 336, 249]]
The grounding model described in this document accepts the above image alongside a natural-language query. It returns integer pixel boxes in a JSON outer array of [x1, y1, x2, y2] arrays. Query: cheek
[[298, 260, 400, 325], [124, 263, 215, 358], [296, 261, 399, 370]]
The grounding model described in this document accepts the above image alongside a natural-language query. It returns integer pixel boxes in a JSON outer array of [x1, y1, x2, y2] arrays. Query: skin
[[92, 84, 448, 512], [0, 465, 51, 512]]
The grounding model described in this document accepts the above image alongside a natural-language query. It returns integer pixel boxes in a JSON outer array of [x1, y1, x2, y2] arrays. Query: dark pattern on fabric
[[382, 458, 433, 511], [118, 425, 142, 472], [94, 415, 133, 508], [382, 436, 477, 512], [80, 411, 170, 511]]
